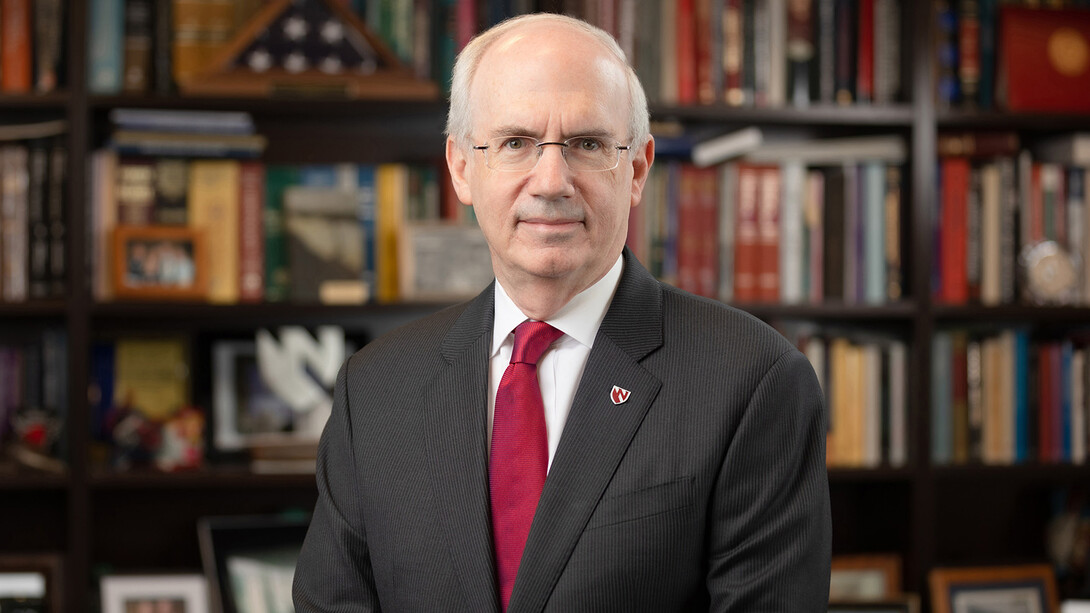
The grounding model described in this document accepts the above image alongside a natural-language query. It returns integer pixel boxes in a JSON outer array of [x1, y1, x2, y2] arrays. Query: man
[[293, 13, 830, 612]]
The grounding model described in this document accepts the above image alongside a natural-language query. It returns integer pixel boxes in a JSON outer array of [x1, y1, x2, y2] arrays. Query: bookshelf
[[2, 0, 1090, 610]]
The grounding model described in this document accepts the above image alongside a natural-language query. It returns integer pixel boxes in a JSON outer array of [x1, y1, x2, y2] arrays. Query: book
[[283, 185, 367, 304], [263, 166, 298, 302], [238, 161, 265, 303], [1, 145, 29, 302], [375, 164, 408, 303], [109, 108, 255, 135], [89, 0, 125, 94], [1034, 133, 1090, 166], [999, 6, 1090, 113], [691, 127, 764, 167], [744, 134, 907, 164], [113, 337, 188, 422], [188, 160, 241, 304], [27, 143, 49, 300], [122, 0, 154, 93], [34, 0, 63, 93], [1, 0, 33, 93]]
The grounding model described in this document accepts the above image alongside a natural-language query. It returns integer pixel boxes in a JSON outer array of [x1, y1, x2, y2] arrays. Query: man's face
[[447, 23, 653, 295]]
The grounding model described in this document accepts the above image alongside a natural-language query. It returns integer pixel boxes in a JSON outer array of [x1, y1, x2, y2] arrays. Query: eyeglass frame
[[470, 135, 632, 172]]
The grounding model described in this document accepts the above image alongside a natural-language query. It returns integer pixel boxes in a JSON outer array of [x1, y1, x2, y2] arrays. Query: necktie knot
[[510, 321, 563, 365]]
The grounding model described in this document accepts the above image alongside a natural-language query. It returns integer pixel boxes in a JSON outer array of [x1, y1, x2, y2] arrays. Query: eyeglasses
[[472, 136, 631, 172]]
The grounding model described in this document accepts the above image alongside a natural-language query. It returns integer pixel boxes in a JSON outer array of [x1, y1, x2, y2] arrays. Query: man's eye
[[573, 137, 603, 151], [502, 138, 528, 150]]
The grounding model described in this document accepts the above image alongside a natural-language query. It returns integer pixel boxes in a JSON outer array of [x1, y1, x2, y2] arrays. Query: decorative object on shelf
[[1020, 240, 1080, 306], [397, 222, 494, 301], [830, 553, 903, 601], [155, 405, 205, 472], [5, 406, 65, 474], [181, 0, 438, 100], [1000, 6, 1090, 113], [112, 225, 208, 301], [212, 326, 349, 471], [100, 574, 209, 613], [929, 564, 1060, 613], [198, 513, 309, 613], [0, 553, 62, 613]]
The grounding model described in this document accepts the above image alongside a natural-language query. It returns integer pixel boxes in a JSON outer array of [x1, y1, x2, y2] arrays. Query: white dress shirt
[[489, 255, 624, 471]]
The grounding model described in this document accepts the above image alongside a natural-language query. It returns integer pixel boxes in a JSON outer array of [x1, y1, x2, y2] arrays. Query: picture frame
[[0, 553, 62, 612], [830, 554, 903, 601], [929, 564, 1060, 613], [112, 225, 208, 301], [197, 514, 310, 613], [100, 574, 209, 613], [397, 222, 494, 301], [829, 594, 921, 613]]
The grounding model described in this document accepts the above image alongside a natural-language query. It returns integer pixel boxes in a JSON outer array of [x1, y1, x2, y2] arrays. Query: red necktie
[[489, 320, 564, 611]]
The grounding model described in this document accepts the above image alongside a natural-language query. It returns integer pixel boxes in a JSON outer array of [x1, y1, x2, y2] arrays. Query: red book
[[940, 157, 970, 304], [1, 0, 32, 93], [694, 0, 714, 104], [238, 161, 265, 303], [733, 164, 762, 302], [676, 0, 698, 105], [757, 166, 781, 302], [958, 0, 981, 104], [697, 166, 719, 298], [724, 0, 745, 106], [676, 164, 701, 294], [1000, 6, 1090, 113], [456, 0, 477, 51], [856, 0, 874, 102]]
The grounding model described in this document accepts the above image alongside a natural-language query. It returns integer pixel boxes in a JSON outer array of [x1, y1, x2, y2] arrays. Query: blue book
[[1014, 329, 1030, 463], [864, 162, 886, 304], [357, 165, 377, 297], [88, 0, 124, 94], [299, 165, 339, 188], [89, 340, 116, 441], [932, 331, 953, 464]]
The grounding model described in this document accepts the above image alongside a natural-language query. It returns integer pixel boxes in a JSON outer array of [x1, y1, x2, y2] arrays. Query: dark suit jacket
[[293, 249, 831, 612]]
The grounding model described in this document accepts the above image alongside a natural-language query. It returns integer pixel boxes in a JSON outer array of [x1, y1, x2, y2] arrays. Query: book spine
[[734, 164, 761, 302], [238, 161, 265, 304], [884, 165, 902, 301], [817, 0, 835, 103], [188, 159, 241, 304], [873, 0, 901, 104], [958, 0, 981, 105], [977, 0, 997, 108], [123, 0, 153, 93], [154, 0, 175, 94], [676, 0, 698, 105], [263, 166, 297, 302], [757, 165, 781, 302], [724, 0, 745, 105], [864, 162, 886, 304], [1, 145, 29, 302], [47, 144, 66, 298], [936, 0, 960, 107], [780, 160, 805, 304], [89, 0, 125, 94], [34, 0, 63, 93], [856, 0, 874, 103], [833, 0, 856, 104], [940, 157, 970, 304], [823, 165, 845, 301], [786, 0, 815, 107], [1, 0, 33, 93], [27, 143, 50, 300]]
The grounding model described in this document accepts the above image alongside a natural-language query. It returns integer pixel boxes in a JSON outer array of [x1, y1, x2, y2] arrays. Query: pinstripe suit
[[293, 249, 831, 612]]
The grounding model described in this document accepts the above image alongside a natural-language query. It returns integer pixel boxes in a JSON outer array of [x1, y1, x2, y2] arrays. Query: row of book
[[0, 329, 68, 472], [934, 131, 1090, 306], [635, 0, 904, 108], [778, 324, 908, 468], [0, 126, 68, 304], [935, 0, 1090, 113], [0, 0, 64, 94], [91, 151, 476, 305], [629, 135, 905, 305], [931, 328, 1090, 465]]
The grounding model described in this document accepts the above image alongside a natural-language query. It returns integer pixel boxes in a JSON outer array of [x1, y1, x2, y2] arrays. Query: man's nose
[[527, 144, 576, 197]]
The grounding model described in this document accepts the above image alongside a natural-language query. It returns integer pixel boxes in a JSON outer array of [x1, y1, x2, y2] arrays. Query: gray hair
[[445, 13, 650, 152]]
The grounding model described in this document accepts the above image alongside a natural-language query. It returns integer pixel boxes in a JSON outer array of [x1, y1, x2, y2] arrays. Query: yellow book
[[375, 163, 408, 303], [114, 337, 189, 421], [188, 159, 240, 303], [827, 337, 851, 467]]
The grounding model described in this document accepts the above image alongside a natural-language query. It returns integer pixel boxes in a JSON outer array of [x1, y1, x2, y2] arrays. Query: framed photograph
[[830, 554, 903, 601], [100, 574, 208, 613], [113, 225, 207, 300], [0, 553, 62, 612], [397, 222, 494, 301], [198, 514, 310, 613], [929, 564, 1060, 613], [829, 594, 921, 613]]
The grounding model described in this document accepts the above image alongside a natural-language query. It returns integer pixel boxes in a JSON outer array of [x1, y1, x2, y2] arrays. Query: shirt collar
[[491, 255, 624, 357]]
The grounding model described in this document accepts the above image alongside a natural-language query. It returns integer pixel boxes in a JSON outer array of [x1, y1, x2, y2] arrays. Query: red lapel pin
[[610, 385, 631, 405]]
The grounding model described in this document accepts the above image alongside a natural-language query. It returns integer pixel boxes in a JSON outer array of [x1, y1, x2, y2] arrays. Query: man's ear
[[629, 135, 655, 209], [446, 136, 474, 207]]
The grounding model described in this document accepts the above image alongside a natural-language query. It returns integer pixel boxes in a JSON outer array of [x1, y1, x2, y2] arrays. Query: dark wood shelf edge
[[652, 103, 916, 126], [0, 300, 68, 317], [740, 301, 919, 321], [88, 94, 449, 116], [931, 463, 1090, 482], [0, 92, 69, 108], [0, 472, 69, 490], [938, 109, 1090, 130], [931, 304, 1090, 322], [89, 467, 317, 489], [828, 467, 915, 482]]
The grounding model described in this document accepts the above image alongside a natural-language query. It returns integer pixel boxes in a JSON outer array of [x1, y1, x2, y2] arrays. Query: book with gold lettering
[[999, 6, 1090, 113]]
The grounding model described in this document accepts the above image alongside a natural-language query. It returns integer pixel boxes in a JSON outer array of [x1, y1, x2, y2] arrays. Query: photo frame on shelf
[[100, 574, 209, 613], [929, 564, 1060, 613], [397, 222, 495, 302], [830, 554, 903, 601], [828, 595, 921, 613], [0, 553, 62, 612], [112, 225, 208, 301], [198, 514, 310, 613]]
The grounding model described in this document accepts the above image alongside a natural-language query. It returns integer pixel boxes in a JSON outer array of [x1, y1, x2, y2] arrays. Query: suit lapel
[[423, 286, 500, 613], [509, 251, 665, 613]]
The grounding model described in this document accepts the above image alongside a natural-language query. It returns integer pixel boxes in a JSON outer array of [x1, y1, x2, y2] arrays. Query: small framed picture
[[112, 225, 207, 300], [828, 595, 921, 613], [830, 554, 903, 601], [100, 574, 209, 613], [0, 553, 62, 612], [198, 514, 310, 613], [929, 564, 1060, 613]]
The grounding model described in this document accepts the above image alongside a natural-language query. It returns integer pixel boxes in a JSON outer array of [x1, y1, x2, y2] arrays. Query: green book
[[264, 165, 299, 302]]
